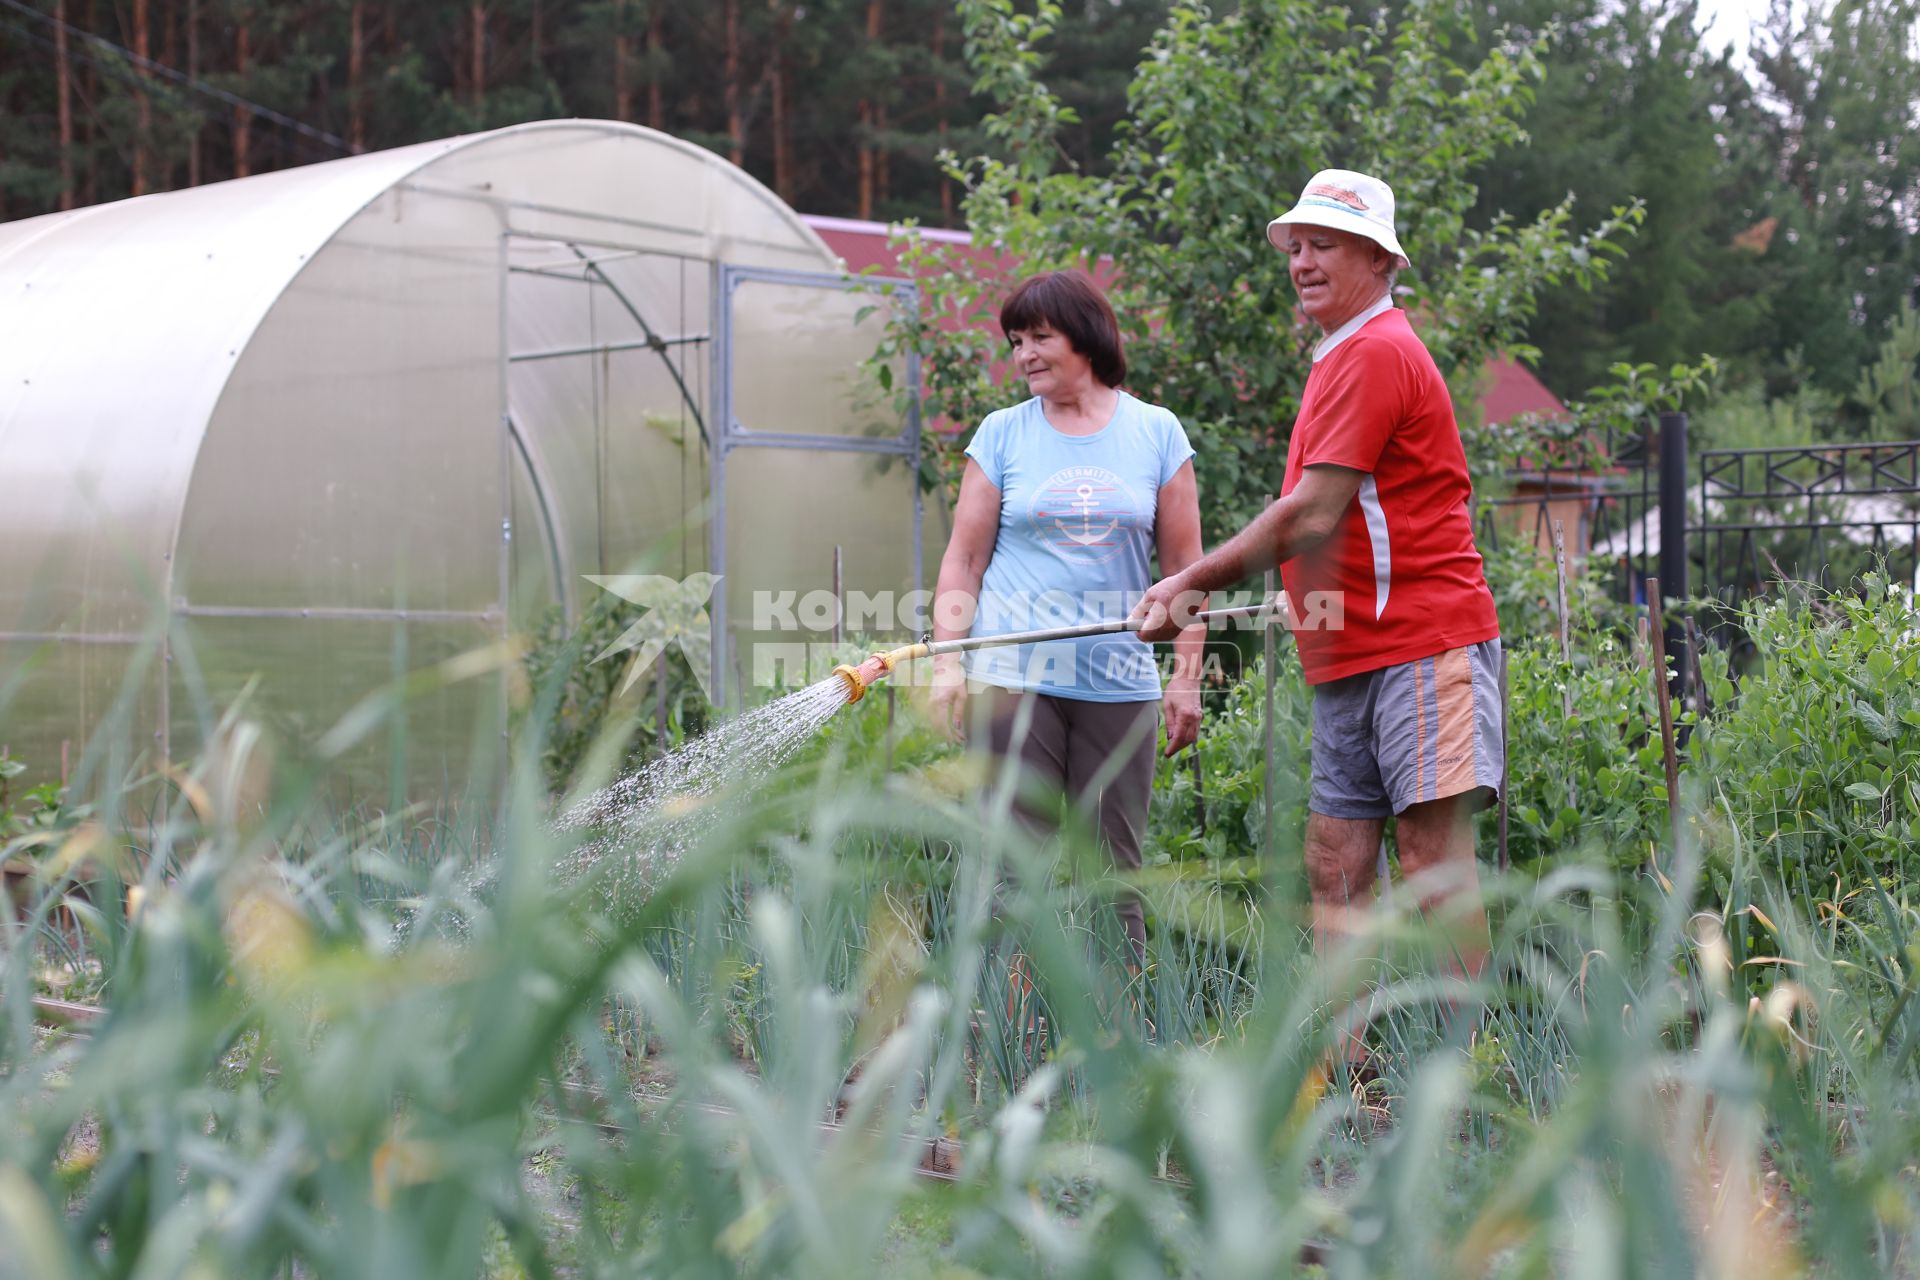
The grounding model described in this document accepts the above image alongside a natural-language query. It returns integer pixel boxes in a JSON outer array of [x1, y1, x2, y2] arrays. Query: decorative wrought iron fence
[[1695, 441, 1920, 601], [1475, 420, 1920, 608]]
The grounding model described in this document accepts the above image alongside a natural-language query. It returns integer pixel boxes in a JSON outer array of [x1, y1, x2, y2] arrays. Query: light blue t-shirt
[[963, 391, 1195, 702]]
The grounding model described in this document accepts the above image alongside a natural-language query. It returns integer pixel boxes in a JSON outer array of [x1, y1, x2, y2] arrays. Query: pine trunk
[[614, 27, 632, 121], [857, 103, 874, 219], [131, 0, 151, 195], [233, 21, 252, 178], [55, 0, 75, 209], [724, 0, 743, 165], [159, 1, 175, 71], [469, 3, 487, 108], [769, 0, 791, 199], [79, 0, 97, 204], [856, 0, 883, 220], [934, 8, 950, 223], [875, 100, 889, 213], [186, 0, 200, 185], [645, 6, 663, 128], [348, 1, 366, 152]]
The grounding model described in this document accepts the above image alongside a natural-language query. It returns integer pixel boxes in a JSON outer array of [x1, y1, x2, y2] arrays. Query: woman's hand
[[928, 654, 968, 743], [1161, 679, 1202, 756]]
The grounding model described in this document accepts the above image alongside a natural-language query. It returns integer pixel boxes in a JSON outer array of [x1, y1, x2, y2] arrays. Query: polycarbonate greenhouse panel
[[0, 638, 161, 782], [506, 247, 612, 599], [174, 183, 503, 613], [727, 277, 908, 440], [598, 346, 711, 577], [419, 128, 825, 271], [0, 140, 449, 639], [166, 615, 506, 804], [506, 238, 713, 591], [509, 441, 560, 628], [721, 445, 919, 693]]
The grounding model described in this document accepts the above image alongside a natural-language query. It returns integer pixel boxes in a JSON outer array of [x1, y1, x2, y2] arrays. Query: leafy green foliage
[[519, 595, 710, 793], [1692, 573, 1920, 895], [6, 619, 1920, 1274], [880, 0, 1643, 541], [1499, 629, 1694, 869], [1148, 648, 1311, 867]]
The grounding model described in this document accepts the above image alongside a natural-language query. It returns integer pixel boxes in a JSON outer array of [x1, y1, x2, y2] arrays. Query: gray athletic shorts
[[1309, 639, 1505, 820]]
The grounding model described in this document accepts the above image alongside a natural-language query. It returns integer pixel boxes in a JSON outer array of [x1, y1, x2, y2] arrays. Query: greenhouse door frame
[[709, 264, 922, 707]]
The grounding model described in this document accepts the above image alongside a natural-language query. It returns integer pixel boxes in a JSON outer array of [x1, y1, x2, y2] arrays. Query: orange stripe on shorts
[[1432, 647, 1477, 799], [1412, 656, 1429, 801]]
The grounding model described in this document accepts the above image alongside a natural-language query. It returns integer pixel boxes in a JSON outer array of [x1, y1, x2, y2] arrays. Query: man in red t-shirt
[[1134, 168, 1502, 1041]]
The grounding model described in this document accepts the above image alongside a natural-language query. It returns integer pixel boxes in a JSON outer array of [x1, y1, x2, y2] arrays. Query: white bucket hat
[[1265, 168, 1410, 270]]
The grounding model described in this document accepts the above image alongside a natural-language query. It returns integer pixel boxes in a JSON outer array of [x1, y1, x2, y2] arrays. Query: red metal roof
[[1479, 355, 1566, 425]]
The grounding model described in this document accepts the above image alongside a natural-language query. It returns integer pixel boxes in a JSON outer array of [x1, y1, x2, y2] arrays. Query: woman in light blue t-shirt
[[930, 270, 1205, 961]]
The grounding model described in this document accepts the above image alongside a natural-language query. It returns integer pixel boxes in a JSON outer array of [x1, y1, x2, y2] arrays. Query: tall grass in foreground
[[4, 643, 1920, 1277]]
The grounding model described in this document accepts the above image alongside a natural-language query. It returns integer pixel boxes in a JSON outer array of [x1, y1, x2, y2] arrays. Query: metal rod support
[[509, 334, 709, 362]]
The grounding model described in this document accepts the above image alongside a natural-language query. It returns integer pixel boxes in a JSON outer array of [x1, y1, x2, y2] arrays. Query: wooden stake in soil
[[1645, 577, 1682, 847], [1551, 521, 1566, 660], [1261, 527, 1277, 901], [1192, 742, 1206, 837], [1551, 519, 1573, 692], [1497, 648, 1510, 874], [1685, 616, 1709, 717], [1550, 520, 1575, 810]]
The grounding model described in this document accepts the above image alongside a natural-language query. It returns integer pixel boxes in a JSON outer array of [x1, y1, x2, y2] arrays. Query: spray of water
[[551, 675, 856, 903]]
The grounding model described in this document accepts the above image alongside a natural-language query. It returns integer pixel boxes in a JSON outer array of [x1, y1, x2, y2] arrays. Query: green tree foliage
[[1463, 0, 1779, 398], [1853, 298, 1920, 438], [885, 0, 1641, 544], [1750, 0, 1920, 402], [1461, 0, 1919, 410]]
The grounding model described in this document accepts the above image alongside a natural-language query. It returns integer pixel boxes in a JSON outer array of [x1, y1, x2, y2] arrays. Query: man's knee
[[1303, 817, 1380, 901], [1394, 796, 1480, 891]]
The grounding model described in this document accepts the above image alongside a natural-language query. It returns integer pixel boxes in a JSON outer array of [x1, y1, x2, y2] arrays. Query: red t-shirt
[[1280, 304, 1500, 684]]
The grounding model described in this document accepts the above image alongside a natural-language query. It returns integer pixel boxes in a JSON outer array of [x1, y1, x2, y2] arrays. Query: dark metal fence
[[1695, 440, 1920, 601], [1476, 419, 1920, 609]]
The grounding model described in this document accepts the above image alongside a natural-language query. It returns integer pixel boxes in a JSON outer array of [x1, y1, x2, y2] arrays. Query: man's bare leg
[[1304, 811, 1385, 1065], [1393, 794, 1490, 1027]]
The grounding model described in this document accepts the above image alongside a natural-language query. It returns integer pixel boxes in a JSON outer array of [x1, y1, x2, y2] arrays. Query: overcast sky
[[1697, 0, 1774, 62]]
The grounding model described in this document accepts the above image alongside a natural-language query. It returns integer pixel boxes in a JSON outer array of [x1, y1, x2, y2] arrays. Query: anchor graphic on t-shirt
[[1054, 483, 1118, 547]]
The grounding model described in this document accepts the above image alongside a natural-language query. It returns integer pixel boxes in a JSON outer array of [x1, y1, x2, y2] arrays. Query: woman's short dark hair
[[999, 270, 1127, 388]]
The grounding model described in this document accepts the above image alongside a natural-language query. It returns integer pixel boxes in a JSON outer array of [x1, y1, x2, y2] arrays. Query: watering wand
[[829, 598, 1284, 704]]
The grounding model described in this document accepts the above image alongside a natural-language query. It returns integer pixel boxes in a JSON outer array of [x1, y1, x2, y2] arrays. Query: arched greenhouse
[[0, 120, 927, 799]]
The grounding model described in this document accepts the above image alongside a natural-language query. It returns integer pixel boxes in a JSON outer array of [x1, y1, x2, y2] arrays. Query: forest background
[[0, 0, 1914, 433]]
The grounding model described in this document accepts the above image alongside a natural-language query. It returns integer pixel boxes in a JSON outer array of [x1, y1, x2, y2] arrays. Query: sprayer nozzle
[[830, 663, 870, 704], [830, 646, 928, 706]]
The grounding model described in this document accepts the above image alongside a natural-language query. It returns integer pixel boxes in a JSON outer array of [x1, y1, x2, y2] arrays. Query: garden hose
[[829, 599, 1281, 704]]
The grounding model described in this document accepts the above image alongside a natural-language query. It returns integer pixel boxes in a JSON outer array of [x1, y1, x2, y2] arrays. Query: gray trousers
[[980, 688, 1159, 959]]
